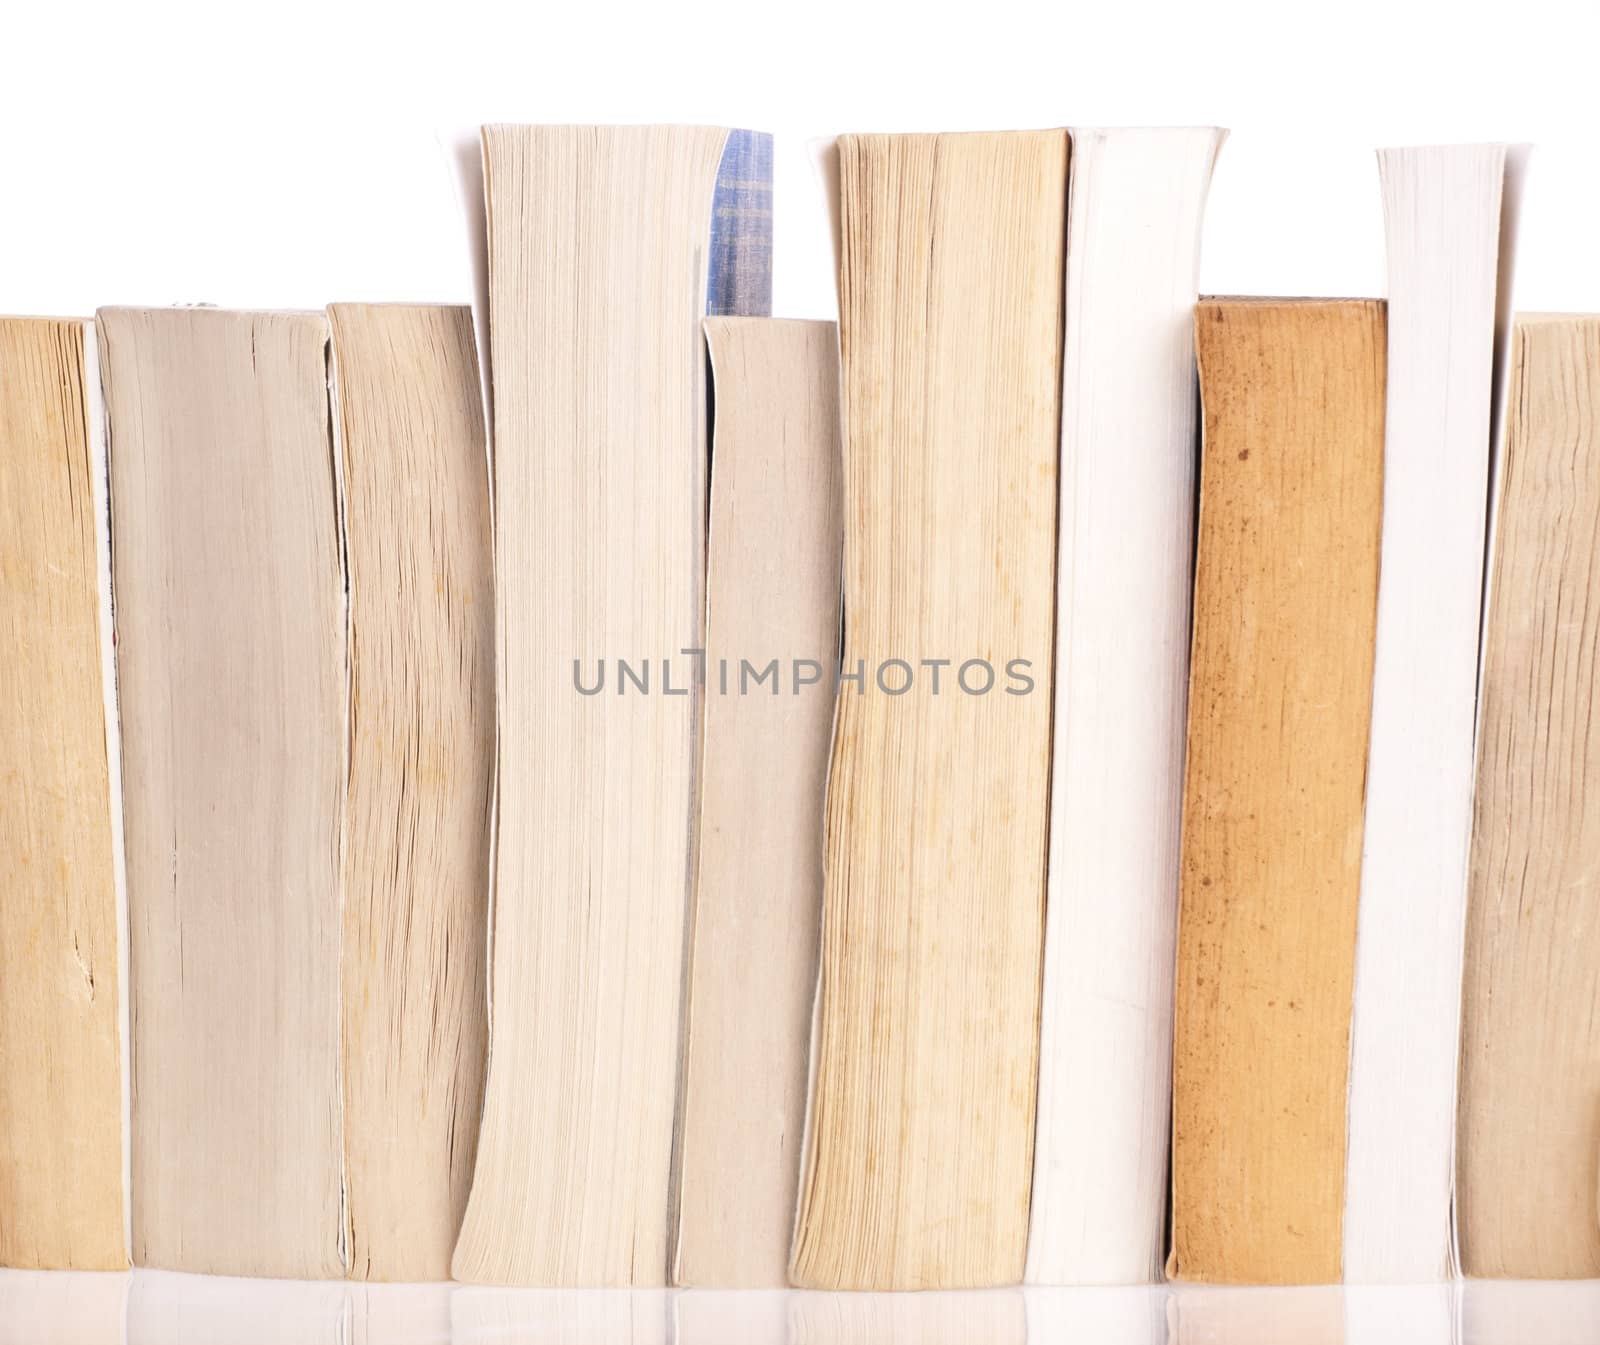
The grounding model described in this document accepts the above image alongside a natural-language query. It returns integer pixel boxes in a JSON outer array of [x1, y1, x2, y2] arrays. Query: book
[[1026, 125, 1225, 1288], [100, 307, 346, 1278], [451, 125, 772, 1288], [327, 303, 494, 1281], [670, 317, 842, 1288], [1457, 313, 1600, 1279], [787, 130, 1065, 1291], [1171, 298, 1385, 1285], [1342, 144, 1519, 1284], [0, 316, 126, 1269]]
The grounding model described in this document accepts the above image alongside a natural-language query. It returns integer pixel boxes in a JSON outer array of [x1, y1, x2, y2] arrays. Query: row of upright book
[[0, 124, 1595, 1290]]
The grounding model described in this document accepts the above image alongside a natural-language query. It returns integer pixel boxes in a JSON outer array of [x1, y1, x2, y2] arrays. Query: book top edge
[[1515, 311, 1600, 325], [1068, 124, 1228, 135], [0, 313, 91, 326], [830, 125, 1225, 141], [94, 306, 325, 320], [480, 123, 769, 138], [835, 128, 1067, 142], [1199, 295, 1386, 308], [1375, 141, 1530, 154], [703, 315, 836, 333], [325, 301, 473, 315]]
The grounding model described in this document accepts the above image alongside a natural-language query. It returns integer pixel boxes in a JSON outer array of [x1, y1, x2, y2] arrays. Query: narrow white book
[[1341, 143, 1524, 1282], [1026, 125, 1224, 1286]]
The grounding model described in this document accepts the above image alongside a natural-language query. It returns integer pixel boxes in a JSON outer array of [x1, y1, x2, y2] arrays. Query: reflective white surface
[[1, 1271, 1597, 1345]]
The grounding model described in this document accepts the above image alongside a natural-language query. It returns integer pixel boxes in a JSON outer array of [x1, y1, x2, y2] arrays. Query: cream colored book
[[788, 130, 1065, 1291], [451, 124, 772, 1288], [100, 306, 346, 1278], [1342, 143, 1521, 1284], [671, 317, 841, 1288], [1027, 125, 1224, 1288], [327, 303, 494, 1282], [1457, 313, 1600, 1280], [0, 316, 126, 1269]]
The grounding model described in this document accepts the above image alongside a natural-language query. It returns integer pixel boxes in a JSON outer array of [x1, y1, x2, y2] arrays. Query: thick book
[[788, 130, 1065, 1291], [1457, 314, 1600, 1280], [451, 124, 772, 1288], [671, 317, 842, 1287], [1027, 125, 1225, 1288], [1171, 298, 1385, 1284], [0, 316, 126, 1269], [1342, 144, 1519, 1283], [327, 303, 494, 1281], [100, 307, 346, 1278]]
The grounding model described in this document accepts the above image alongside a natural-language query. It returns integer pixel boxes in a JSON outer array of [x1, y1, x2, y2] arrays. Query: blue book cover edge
[[707, 130, 774, 318]]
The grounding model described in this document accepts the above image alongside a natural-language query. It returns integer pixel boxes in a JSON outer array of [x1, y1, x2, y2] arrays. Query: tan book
[[452, 124, 770, 1287], [327, 303, 494, 1281], [100, 307, 346, 1278], [670, 317, 842, 1287], [1458, 313, 1600, 1280], [0, 317, 126, 1269], [1171, 298, 1385, 1285], [788, 130, 1065, 1291]]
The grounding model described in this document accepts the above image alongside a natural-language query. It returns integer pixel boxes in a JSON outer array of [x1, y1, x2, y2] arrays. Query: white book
[[450, 124, 771, 1288], [1341, 143, 1524, 1283], [1026, 125, 1224, 1286]]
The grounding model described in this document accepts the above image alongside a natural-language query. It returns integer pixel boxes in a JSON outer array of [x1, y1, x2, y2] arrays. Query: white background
[[5, 0, 1600, 319]]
